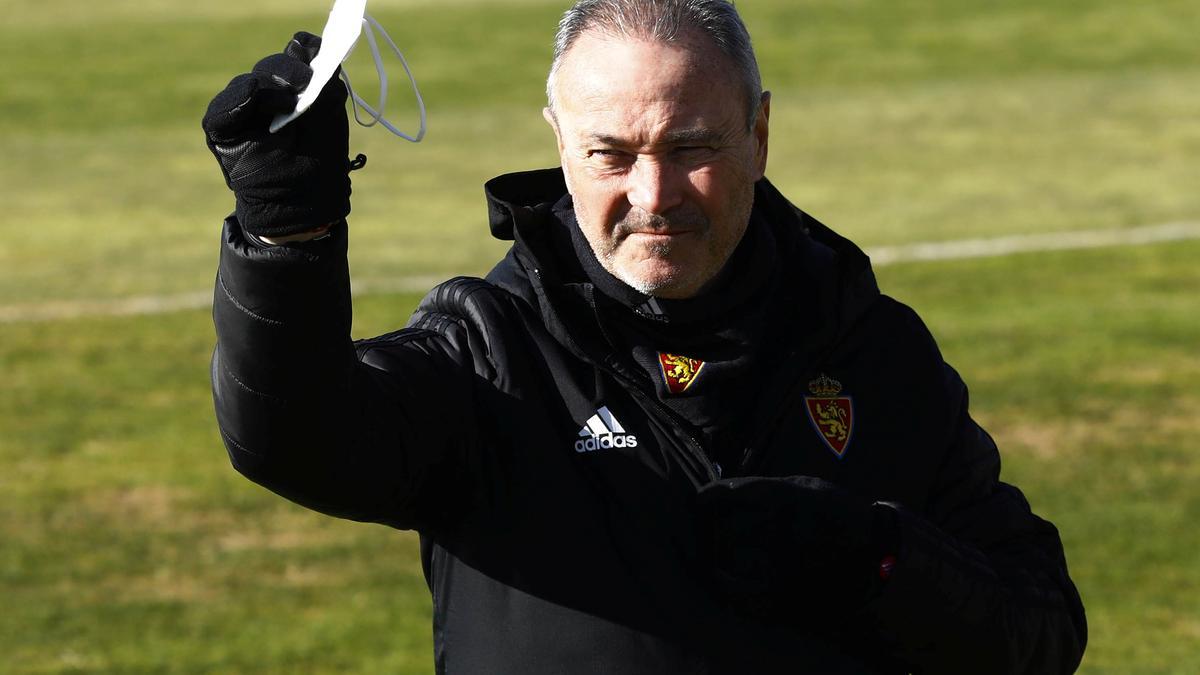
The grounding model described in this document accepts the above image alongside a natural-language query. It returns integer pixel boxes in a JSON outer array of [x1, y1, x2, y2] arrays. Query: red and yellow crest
[[804, 374, 854, 458], [658, 352, 706, 394]]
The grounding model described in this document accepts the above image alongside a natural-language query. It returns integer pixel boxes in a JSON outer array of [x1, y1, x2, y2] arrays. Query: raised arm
[[203, 33, 477, 531]]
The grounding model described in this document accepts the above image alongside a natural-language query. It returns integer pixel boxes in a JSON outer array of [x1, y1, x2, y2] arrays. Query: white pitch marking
[[864, 221, 1200, 266], [2, 222, 1198, 324], [0, 291, 215, 325], [0, 276, 443, 324]]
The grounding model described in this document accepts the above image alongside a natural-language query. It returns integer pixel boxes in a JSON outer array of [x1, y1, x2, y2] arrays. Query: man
[[203, 1, 1086, 673]]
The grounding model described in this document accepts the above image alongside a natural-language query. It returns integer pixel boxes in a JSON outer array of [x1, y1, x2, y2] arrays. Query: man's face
[[545, 30, 769, 299]]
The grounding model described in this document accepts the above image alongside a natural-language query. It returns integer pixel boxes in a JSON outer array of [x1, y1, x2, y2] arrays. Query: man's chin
[[614, 260, 704, 299]]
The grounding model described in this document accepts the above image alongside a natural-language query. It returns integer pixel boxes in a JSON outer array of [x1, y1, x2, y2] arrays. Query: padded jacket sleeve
[[211, 216, 480, 531], [865, 316, 1087, 674]]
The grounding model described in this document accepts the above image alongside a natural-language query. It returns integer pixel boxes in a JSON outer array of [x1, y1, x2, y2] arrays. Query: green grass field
[[2, 0, 1198, 672]]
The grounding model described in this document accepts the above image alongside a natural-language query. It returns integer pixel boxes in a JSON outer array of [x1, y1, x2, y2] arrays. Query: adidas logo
[[575, 406, 639, 453]]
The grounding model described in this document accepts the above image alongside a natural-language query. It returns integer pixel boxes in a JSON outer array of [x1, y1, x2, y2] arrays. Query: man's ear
[[544, 106, 574, 194], [752, 91, 771, 180], [543, 107, 565, 153]]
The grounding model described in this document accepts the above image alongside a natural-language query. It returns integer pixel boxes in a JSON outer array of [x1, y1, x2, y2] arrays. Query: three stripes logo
[[575, 406, 639, 453]]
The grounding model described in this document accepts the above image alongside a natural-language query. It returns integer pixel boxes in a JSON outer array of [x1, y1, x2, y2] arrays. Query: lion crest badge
[[804, 374, 854, 458], [658, 352, 705, 394]]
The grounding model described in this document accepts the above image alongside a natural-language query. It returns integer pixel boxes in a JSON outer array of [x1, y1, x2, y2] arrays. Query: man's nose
[[625, 157, 684, 215]]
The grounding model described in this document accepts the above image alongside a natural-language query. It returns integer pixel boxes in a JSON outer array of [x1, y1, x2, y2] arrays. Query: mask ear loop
[[341, 18, 386, 129], [339, 14, 426, 142]]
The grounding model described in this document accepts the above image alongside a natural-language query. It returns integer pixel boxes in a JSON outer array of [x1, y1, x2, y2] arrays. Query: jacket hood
[[484, 168, 569, 242], [481, 167, 882, 364]]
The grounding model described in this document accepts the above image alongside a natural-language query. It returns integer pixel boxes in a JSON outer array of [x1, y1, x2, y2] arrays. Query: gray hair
[[546, 0, 763, 129]]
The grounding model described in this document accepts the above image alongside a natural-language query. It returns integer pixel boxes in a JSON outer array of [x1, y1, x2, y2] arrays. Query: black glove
[[696, 475, 897, 626], [202, 32, 355, 237]]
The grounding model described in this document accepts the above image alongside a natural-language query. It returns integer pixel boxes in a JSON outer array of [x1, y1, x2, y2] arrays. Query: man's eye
[[674, 146, 717, 162], [588, 149, 633, 166]]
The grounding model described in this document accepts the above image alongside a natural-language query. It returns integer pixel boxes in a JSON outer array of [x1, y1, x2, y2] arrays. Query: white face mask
[[270, 0, 426, 142]]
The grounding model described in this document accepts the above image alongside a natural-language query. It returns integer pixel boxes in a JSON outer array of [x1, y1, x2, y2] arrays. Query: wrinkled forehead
[[560, 23, 729, 68], [551, 29, 743, 132]]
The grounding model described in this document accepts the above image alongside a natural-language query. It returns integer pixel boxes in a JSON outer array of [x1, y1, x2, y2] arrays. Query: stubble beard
[[580, 181, 755, 298], [595, 207, 710, 297]]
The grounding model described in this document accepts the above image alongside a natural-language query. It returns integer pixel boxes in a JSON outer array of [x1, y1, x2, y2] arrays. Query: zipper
[[611, 360, 721, 484], [531, 266, 720, 482]]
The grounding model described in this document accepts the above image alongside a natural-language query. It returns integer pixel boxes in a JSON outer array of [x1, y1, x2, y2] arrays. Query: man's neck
[[564, 208, 775, 327]]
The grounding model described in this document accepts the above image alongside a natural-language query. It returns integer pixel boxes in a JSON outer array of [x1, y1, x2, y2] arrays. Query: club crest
[[658, 352, 706, 394], [804, 374, 854, 458]]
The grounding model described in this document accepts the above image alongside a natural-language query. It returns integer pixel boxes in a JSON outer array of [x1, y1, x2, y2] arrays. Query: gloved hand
[[202, 32, 354, 238], [696, 475, 897, 626]]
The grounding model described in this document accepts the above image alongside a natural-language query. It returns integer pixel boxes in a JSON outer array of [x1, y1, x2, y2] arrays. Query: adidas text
[[575, 433, 638, 453], [575, 406, 639, 453]]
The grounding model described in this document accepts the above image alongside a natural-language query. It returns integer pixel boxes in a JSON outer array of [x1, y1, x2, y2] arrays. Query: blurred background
[[2, 0, 1197, 672]]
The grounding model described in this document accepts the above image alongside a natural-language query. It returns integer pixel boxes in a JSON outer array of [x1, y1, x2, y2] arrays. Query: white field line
[[2, 222, 1198, 324], [864, 221, 1200, 266], [0, 276, 445, 324]]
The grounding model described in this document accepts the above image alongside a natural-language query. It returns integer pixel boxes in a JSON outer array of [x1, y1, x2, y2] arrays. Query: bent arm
[[211, 216, 477, 531], [869, 366, 1087, 675]]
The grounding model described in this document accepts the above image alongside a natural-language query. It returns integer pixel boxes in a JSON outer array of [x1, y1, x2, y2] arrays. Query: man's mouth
[[612, 209, 707, 245], [628, 229, 692, 238]]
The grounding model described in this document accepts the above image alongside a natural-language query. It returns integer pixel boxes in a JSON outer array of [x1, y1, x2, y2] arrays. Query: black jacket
[[212, 168, 1086, 674]]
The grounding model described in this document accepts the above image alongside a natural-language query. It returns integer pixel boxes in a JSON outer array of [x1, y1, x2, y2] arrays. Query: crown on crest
[[808, 374, 843, 397]]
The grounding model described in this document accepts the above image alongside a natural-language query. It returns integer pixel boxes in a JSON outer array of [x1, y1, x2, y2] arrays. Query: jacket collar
[[484, 168, 568, 242], [482, 167, 881, 363]]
